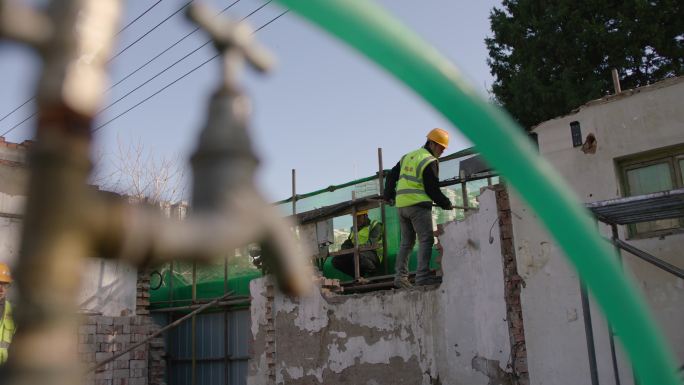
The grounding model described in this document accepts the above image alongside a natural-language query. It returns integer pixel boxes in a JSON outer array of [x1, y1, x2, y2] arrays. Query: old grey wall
[[0, 138, 138, 316], [513, 77, 684, 385], [249, 189, 515, 385], [0, 138, 29, 271]]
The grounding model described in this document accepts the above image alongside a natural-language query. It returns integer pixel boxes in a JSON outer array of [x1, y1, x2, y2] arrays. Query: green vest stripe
[[396, 148, 436, 208], [416, 157, 434, 175], [396, 189, 428, 195]]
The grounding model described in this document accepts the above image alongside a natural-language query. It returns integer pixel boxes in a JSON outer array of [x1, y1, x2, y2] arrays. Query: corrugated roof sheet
[[586, 188, 684, 225]]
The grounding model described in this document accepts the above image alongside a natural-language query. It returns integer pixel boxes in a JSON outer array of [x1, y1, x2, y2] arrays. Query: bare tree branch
[[91, 136, 188, 204]]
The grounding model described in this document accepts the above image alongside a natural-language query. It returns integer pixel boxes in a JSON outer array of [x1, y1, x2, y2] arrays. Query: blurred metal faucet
[[0, 1, 311, 384], [185, 2, 312, 295]]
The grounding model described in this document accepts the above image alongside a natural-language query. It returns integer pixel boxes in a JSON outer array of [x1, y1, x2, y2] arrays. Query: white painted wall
[[435, 189, 512, 384], [249, 189, 513, 385], [513, 77, 684, 385]]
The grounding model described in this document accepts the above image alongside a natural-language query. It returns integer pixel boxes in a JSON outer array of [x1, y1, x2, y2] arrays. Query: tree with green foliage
[[486, 0, 684, 129]]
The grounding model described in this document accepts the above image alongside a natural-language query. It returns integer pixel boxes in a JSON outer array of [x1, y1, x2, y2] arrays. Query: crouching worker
[[332, 210, 383, 278], [0, 262, 15, 365]]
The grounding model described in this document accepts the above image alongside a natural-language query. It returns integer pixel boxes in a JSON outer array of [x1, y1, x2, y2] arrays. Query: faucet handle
[[188, 3, 274, 91], [0, 1, 52, 48]]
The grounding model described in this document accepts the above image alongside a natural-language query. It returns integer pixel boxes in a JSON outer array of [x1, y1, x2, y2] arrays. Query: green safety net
[[151, 255, 260, 310], [150, 159, 484, 303], [274, 1, 680, 384]]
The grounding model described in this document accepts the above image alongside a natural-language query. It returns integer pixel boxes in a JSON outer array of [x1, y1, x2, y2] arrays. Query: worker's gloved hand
[[440, 202, 454, 210], [341, 239, 353, 250], [382, 192, 395, 206]]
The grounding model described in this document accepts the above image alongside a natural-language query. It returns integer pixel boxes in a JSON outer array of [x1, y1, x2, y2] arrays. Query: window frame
[[616, 144, 684, 239]]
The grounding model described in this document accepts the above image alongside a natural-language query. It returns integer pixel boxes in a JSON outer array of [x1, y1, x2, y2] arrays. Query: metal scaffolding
[[581, 188, 684, 385]]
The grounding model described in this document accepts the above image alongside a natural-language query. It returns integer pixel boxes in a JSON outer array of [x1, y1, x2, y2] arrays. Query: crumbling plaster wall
[[249, 189, 514, 385], [0, 138, 138, 316], [513, 78, 684, 385], [0, 138, 28, 270]]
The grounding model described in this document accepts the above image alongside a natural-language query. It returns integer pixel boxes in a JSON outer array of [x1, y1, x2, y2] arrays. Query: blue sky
[[0, 0, 502, 202]]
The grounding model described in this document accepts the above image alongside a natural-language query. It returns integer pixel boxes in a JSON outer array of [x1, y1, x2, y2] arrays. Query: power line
[[0, 0, 173, 135], [254, 8, 287, 33], [0, 113, 35, 137], [0, 98, 32, 126], [99, 0, 271, 115], [94, 9, 288, 133], [108, 0, 193, 64], [116, 0, 164, 36], [105, 0, 243, 98], [1, 2, 284, 138]]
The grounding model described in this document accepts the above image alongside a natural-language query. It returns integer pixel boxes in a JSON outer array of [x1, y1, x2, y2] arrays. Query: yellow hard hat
[[427, 128, 449, 148], [356, 209, 369, 216], [0, 262, 12, 283]]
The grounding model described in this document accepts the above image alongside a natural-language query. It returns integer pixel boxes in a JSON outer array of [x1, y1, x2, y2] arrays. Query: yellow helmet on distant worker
[[356, 209, 369, 216], [427, 128, 449, 148], [0, 262, 12, 283]]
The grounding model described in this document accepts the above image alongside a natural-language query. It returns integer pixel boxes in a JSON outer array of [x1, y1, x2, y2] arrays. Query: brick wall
[[264, 279, 276, 384], [494, 185, 529, 385], [79, 315, 149, 385], [79, 268, 167, 385], [138, 268, 166, 385]]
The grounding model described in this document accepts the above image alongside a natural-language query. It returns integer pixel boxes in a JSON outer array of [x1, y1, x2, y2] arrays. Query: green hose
[[276, 1, 680, 384]]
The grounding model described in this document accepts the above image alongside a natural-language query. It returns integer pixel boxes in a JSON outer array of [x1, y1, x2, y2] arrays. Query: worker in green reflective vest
[[332, 210, 384, 278], [384, 128, 453, 288], [0, 262, 15, 364]]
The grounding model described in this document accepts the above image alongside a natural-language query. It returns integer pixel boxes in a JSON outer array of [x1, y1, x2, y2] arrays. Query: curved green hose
[[276, 1, 680, 384]]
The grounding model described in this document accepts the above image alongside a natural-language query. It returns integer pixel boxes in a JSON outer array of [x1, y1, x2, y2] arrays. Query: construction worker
[[0, 262, 15, 364], [332, 210, 383, 278], [384, 128, 453, 288]]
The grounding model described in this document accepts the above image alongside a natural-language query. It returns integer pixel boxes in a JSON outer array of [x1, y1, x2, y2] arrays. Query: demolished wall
[[0, 138, 139, 316], [0, 138, 166, 385], [249, 188, 522, 385]]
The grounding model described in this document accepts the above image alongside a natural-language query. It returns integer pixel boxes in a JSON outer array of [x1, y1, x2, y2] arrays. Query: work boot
[[415, 276, 442, 286], [394, 277, 412, 289]]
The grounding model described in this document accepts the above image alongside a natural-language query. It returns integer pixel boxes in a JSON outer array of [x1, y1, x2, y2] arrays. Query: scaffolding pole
[[292, 169, 297, 215], [191, 261, 197, 385], [580, 281, 600, 385], [378, 148, 389, 275], [224, 254, 230, 384], [351, 191, 361, 281], [608, 224, 622, 385]]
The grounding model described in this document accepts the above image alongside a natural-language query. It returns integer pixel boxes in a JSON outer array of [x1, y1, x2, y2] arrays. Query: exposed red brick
[[494, 184, 529, 385]]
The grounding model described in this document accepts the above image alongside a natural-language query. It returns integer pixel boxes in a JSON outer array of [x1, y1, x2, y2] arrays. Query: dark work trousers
[[395, 205, 434, 283], [332, 250, 378, 278]]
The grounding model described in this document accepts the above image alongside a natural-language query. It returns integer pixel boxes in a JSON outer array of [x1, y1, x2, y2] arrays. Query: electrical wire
[[97, 0, 274, 115], [116, 0, 164, 36], [107, 0, 242, 93], [93, 9, 289, 132], [0, 113, 34, 137], [100, 0, 252, 114], [2, 2, 283, 138], [0, 0, 174, 135], [0, 98, 32, 126], [108, 0, 194, 64]]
